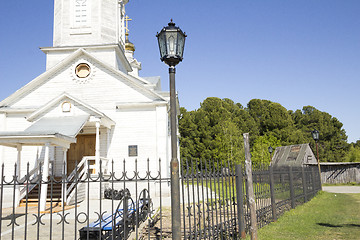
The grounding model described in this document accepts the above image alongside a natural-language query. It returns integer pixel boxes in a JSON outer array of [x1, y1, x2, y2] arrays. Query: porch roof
[[0, 115, 89, 148]]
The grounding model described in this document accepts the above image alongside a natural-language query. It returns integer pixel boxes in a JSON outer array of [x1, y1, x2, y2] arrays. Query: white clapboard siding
[[11, 60, 154, 110]]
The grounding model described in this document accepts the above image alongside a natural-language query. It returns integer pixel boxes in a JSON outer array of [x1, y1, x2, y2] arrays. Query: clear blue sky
[[0, 1, 359, 143]]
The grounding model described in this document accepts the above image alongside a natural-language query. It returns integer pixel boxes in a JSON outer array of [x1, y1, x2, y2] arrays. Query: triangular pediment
[[0, 49, 167, 108], [27, 92, 115, 128]]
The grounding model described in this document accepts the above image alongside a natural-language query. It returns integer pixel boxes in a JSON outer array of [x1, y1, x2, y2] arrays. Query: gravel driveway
[[323, 186, 360, 193]]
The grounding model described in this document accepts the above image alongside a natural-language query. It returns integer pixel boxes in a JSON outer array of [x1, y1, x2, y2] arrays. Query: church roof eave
[[115, 101, 168, 109], [0, 48, 167, 107], [40, 44, 133, 73], [0, 133, 76, 149], [80, 50, 168, 102], [26, 92, 116, 128]]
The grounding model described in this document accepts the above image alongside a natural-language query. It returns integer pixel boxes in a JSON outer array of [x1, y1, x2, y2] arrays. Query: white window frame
[[71, 0, 91, 28]]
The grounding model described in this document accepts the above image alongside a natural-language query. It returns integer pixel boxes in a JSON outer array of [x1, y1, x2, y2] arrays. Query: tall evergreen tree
[[178, 97, 352, 168]]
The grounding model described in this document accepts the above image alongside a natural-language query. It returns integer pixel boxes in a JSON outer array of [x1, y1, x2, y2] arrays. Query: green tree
[[344, 145, 360, 162], [179, 97, 250, 170], [251, 135, 281, 165], [214, 119, 244, 165], [247, 99, 295, 144], [178, 98, 351, 167], [291, 106, 348, 162]]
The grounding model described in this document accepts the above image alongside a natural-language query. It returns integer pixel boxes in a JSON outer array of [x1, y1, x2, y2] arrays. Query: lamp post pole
[[311, 129, 322, 190], [169, 65, 181, 239], [315, 139, 322, 190], [157, 20, 186, 240]]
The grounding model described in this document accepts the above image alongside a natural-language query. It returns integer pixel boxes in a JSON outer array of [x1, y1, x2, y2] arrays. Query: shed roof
[[271, 143, 316, 166]]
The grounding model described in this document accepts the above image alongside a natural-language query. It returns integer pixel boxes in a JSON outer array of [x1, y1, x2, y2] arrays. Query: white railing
[[17, 157, 109, 206], [64, 156, 109, 205], [19, 161, 43, 201]]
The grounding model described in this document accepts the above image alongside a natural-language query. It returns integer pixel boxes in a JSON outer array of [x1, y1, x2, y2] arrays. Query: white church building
[[0, 0, 173, 209]]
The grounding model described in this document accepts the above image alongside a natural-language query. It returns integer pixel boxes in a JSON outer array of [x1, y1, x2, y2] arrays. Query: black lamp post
[[311, 129, 320, 161], [311, 129, 322, 189], [268, 145, 273, 164], [157, 20, 186, 240]]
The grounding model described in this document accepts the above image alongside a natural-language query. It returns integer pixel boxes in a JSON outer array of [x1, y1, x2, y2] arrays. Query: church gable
[[3, 50, 166, 110], [26, 93, 106, 122]]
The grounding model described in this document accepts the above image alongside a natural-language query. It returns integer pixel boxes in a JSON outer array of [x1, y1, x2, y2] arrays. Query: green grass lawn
[[252, 191, 360, 240]]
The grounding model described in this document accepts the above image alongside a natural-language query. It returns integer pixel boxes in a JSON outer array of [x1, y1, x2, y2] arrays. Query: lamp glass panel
[[166, 32, 177, 57], [157, 31, 167, 58], [315, 132, 319, 139], [177, 33, 185, 58], [168, 35, 176, 55]]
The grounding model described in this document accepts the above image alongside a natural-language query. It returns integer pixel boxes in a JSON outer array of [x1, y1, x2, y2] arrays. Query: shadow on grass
[[317, 223, 360, 228]]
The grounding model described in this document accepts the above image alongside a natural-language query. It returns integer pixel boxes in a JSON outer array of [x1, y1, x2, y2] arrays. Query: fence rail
[[0, 158, 321, 239]]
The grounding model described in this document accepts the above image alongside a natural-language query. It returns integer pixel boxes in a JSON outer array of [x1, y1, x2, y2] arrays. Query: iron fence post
[[235, 165, 246, 239], [269, 165, 277, 221], [124, 191, 129, 238], [289, 166, 295, 209]]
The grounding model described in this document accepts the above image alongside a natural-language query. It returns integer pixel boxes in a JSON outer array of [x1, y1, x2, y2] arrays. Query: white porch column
[[95, 121, 100, 174], [61, 148, 68, 206], [49, 146, 55, 175], [15, 144, 22, 206], [40, 143, 50, 211], [106, 128, 111, 158]]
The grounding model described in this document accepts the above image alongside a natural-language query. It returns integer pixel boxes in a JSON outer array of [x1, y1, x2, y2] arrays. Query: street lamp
[[311, 129, 319, 142], [268, 145, 273, 163], [157, 19, 186, 67], [157, 19, 186, 240], [311, 129, 322, 189]]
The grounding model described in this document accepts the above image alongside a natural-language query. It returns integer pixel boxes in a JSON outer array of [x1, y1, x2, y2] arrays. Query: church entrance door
[[67, 134, 96, 176]]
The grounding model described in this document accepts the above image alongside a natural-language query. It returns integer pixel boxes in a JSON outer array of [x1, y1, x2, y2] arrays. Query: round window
[[75, 63, 91, 78]]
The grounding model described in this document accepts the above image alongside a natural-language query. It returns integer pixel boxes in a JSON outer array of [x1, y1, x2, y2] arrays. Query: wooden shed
[[306, 162, 360, 184], [271, 143, 317, 167]]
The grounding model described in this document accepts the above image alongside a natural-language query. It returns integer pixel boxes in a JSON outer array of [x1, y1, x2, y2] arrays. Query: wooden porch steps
[[20, 177, 67, 206]]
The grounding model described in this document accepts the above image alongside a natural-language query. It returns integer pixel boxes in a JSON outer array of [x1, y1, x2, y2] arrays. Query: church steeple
[[43, 0, 132, 73], [53, 0, 129, 47]]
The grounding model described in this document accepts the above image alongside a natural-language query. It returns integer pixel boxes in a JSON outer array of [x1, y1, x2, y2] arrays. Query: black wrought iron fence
[[0, 158, 321, 240], [248, 165, 321, 229], [181, 159, 239, 239], [180, 162, 322, 239], [0, 159, 166, 240]]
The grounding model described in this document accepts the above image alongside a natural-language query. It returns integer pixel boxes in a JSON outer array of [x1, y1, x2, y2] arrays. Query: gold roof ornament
[[125, 33, 135, 51], [124, 15, 135, 52]]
